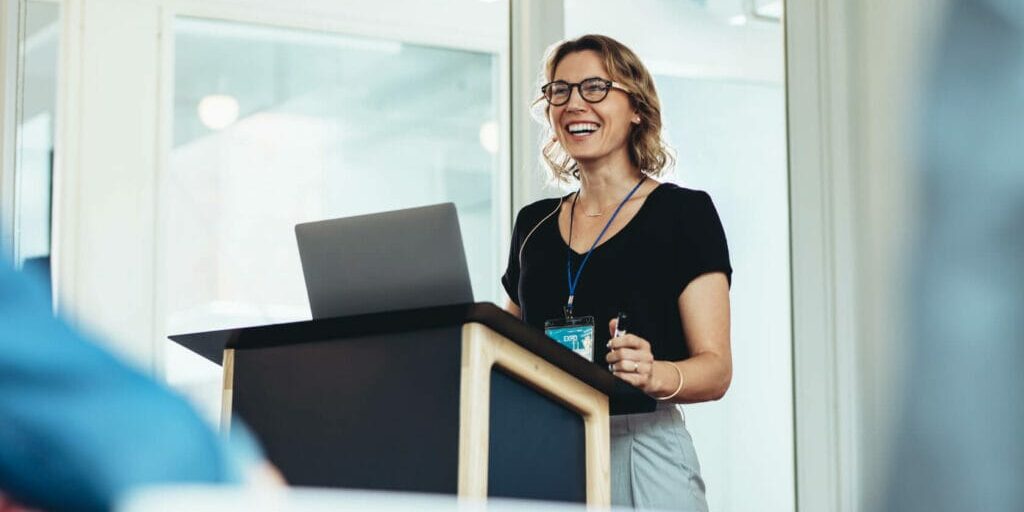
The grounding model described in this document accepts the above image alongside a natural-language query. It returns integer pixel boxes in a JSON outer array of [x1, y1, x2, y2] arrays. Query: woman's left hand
[[605, 317, 658, 393]]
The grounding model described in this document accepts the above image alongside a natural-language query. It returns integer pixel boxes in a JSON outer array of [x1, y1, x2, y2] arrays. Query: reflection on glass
[[164, 18, 502, 411], [15, 0, 59, 295]]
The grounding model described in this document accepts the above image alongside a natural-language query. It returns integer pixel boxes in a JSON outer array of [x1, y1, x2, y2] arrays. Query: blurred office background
[[5, 0, 1019, 511]]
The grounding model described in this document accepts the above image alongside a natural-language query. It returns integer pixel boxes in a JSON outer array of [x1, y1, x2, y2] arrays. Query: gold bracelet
[[654, 361, 684, 401]]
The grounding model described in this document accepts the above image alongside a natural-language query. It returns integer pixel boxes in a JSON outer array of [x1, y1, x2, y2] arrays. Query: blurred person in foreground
[[0, 258, 277, 512], [888, 0, 1024, 510]]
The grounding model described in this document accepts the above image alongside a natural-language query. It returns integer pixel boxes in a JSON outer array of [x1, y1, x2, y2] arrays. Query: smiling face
[[547, 50, 639, 170]]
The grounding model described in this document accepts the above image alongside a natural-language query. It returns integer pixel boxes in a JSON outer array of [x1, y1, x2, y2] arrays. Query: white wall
[[54, 0, 162, 366]]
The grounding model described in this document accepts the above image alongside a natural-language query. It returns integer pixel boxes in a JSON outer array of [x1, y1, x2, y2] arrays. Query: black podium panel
[[232, 325, 463, 492], [488, 368, 587, 503]]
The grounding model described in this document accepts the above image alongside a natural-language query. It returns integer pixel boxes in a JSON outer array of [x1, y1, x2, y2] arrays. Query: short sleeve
[[676, 190, 732, 295], [501, 210, 524, 306]]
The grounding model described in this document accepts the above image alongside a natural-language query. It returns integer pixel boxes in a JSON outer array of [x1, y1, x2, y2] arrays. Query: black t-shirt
[[501, 182, 732, 363]]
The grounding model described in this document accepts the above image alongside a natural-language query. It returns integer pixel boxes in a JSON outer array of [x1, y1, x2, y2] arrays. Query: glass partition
[[164, 15, 507, 417]]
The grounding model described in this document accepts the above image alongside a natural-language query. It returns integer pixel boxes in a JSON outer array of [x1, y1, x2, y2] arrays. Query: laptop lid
[[295, 203, 473, 319]]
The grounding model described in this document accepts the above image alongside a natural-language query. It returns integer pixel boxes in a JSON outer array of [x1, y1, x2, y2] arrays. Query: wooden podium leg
[[583, 398, 611, 507], [220, 348, 235, 434], [457, 323, 611, 507], [458, 327, 493, 500]]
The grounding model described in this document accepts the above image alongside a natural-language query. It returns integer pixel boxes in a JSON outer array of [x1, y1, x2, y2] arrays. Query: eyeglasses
[[540, 77, 630, 106]]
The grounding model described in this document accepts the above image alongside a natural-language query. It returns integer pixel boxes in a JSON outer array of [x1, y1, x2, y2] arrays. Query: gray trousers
[[610, 404, 709, 511]]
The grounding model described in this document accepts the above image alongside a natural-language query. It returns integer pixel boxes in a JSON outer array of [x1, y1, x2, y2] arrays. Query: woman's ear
[[632, 112, 642, 124]]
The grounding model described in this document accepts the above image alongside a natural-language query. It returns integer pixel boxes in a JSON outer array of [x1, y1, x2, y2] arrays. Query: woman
[[501, 34, 732, 511]]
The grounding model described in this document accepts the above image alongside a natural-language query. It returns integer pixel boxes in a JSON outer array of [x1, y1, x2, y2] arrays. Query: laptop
[[295, 203, 473, 319]]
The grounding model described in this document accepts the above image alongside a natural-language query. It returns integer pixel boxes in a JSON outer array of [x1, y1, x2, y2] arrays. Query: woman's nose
[[566, 104, 586, 114], [565, 96, 587, 113], [564, 87, 588, 112]]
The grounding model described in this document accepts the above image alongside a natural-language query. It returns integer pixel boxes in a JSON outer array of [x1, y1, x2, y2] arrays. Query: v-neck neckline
[[556, 182, 664, 257]]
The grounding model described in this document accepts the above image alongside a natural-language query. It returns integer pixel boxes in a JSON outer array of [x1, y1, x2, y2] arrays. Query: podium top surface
[[170, 302, 656, 415]]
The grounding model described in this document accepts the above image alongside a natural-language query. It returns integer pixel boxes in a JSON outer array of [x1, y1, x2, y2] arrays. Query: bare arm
[[607, 272, 732, 403], [663, 272, 732, 402]]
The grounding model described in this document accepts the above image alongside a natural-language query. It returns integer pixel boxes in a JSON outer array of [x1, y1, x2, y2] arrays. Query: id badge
[[544, 315, 595, 362]]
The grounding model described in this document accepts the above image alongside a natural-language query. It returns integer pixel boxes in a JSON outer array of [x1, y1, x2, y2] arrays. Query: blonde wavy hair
[[534, 34, 675, 183]]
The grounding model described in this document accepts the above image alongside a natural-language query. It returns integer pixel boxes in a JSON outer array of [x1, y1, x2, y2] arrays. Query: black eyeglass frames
[[540, 77, 630, 106]]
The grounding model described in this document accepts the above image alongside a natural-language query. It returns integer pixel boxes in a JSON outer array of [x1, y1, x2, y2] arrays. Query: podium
[[171, 302, 654, 505]]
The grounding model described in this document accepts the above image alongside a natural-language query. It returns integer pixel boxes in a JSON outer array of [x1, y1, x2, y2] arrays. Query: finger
[[609, 359, 649, 374], [613, 371, 644, 387], [606, 348, 654, 364], [618, 360, 651, 376], [608, 360, 629, 373], [633, 361, 652, 376], [608, 317, 618, 336], [607, 333, 647, 350]]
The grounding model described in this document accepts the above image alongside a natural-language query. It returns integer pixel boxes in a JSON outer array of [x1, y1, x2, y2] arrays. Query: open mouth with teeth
[[566, 122, 601, 138]]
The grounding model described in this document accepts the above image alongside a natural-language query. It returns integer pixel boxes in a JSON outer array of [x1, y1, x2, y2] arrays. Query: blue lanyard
[[564, 176, 646, 318]]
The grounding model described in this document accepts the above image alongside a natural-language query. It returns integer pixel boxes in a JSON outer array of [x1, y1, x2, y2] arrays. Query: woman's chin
[[572, 156, 613, 171], [567, 151, 602, 165]]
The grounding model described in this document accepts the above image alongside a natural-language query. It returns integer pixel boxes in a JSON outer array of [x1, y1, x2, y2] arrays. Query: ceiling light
[[479, 120, 499, 155], [197, 94, 239, 130]]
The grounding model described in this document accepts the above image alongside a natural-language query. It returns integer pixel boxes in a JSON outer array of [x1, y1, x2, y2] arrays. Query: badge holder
[[544, 314, 595, 362]]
